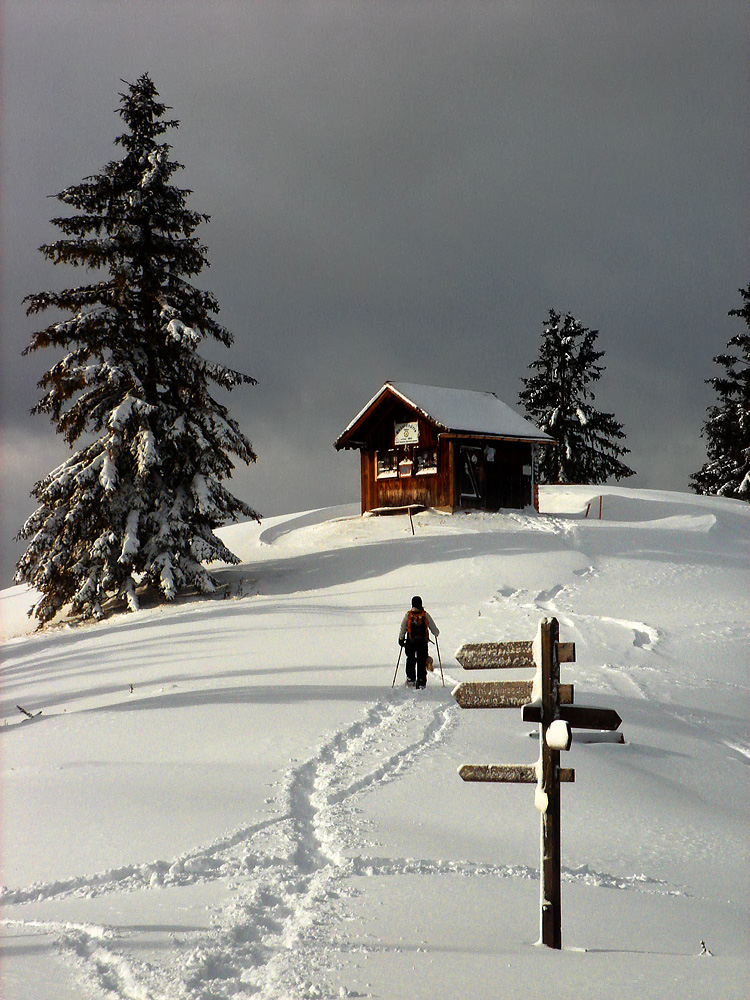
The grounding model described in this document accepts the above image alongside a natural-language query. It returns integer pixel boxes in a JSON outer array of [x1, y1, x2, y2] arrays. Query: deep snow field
[[1, 485, 748, 1000]]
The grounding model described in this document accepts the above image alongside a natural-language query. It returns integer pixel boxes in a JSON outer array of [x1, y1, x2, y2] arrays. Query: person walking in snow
[[398, 596, 439, 689]]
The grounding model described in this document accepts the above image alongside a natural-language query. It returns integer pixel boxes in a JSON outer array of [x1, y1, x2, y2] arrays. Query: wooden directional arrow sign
[[521, 703, 622, 731], [456, 641, 534, 669], [455, 640, 576, 669], [452, 680, 574, 709], [459, 764, 575, 783]]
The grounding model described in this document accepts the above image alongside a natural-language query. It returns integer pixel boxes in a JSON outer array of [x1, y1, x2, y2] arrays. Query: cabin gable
[[348, 390, 448, 512]]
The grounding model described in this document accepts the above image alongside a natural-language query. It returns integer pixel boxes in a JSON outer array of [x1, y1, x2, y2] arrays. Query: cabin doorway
[[458, 445, 485, 508]]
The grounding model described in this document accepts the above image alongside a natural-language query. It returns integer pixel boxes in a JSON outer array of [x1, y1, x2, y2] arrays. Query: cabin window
[[376, 451, 398, 479], [378, 445, 435, 479], [415, 448, 438, 475]]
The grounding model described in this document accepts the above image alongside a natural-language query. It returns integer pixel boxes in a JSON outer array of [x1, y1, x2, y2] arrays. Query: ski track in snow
[[493, 512, 662, 655], [490, 533, 661, 705], [533, 591, 661, 661], [492, 577, 660, 659], [493, 585, 658, 701], [1, 684, 684, 1000]]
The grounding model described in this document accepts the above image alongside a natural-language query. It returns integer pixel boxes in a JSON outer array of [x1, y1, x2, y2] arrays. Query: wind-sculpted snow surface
[[0, 694, 685, 999], [1, 487, 748, 999], [1, 698, 460, 997]]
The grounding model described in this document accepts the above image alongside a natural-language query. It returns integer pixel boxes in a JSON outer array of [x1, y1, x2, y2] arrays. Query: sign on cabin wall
[[394, 421, 419, 445]]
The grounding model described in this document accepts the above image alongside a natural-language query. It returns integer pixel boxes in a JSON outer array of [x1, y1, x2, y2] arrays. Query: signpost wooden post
[[452, 617, 622, 950], [539, 617, 562, 949]]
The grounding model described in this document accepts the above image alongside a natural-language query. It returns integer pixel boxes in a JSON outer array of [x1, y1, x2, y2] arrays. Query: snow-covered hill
[[1, 486, 748, 999]]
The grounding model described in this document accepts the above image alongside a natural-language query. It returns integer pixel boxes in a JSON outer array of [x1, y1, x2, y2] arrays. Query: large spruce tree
[[690, 285, 750, 501], [16, 74, 259, 624], [519, 309, 635, 484]]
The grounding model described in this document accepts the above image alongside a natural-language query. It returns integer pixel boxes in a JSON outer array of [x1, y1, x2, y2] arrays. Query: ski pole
[[391, 644, 403, 688], [435, 636, 444, 686]]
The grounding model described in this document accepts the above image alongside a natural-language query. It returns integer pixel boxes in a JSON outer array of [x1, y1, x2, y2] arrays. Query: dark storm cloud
[[1, 1, 747, 582]]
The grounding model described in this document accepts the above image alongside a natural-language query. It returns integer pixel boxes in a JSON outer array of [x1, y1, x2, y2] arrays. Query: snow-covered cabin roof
[[335, 381, 553, 448]]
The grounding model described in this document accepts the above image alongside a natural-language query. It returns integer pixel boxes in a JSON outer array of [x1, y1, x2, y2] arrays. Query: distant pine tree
[[519, 309, 635, 485], [15, 74, 259, 624], [690, 285, 750, 501]]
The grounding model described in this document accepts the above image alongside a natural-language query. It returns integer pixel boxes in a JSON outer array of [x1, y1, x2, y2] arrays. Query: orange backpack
[[407, 608, 428, 642]]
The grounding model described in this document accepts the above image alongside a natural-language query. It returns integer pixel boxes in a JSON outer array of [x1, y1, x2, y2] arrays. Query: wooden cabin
[[334, 381, 553, 514]]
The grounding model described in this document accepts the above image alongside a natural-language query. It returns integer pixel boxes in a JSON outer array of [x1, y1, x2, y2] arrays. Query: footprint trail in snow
[[2, 683, 684, 998], [3, 694, 457, 998]]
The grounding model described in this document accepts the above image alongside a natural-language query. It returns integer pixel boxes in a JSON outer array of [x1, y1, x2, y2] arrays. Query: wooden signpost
[[453, 617, 622, 950]]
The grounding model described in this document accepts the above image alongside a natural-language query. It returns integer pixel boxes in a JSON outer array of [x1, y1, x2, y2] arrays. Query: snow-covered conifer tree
[[15, 74, 259, 623], [519, 309, 634, 484], [690, 285, 750, 501]]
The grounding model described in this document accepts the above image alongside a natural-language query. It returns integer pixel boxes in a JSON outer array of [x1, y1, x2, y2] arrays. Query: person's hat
[[411, 595, 423, 609]]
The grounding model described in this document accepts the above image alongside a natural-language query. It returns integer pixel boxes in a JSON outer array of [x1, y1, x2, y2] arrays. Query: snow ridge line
[[722, 739, 750, 762], [345, 857, 680, 894], [1, 919, 178, 1000], [0, 813, 288, 906], [328, 696, 457, 805], [270, 693, 459, 881]]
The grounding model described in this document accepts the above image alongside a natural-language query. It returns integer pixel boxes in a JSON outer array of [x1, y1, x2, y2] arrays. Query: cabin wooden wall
[[360, 440, 452, 510]]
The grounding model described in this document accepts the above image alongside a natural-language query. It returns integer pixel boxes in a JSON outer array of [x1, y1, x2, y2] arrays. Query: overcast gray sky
[[1, 1, 747, 585]]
